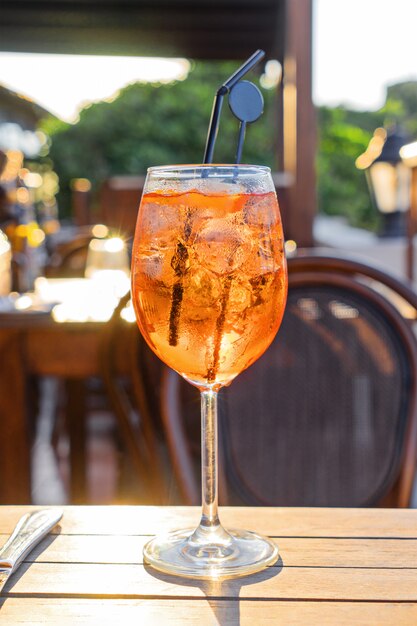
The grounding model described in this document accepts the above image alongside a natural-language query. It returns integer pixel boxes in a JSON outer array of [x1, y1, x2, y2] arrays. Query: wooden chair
[[98, 176, 145, 237], [160, 253, 417, 507], [44, 227, 96, 278], [99, 293, 166, 502]]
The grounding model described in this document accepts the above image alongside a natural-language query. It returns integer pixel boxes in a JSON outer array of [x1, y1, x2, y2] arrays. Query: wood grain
[[3, 534, 416, 569], [1, 599, 417, 626], [3, 562, 417, 601], [2, 506, 417, 538]]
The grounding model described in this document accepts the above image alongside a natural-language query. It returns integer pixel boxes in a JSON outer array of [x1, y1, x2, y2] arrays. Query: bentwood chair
[[160, 253, 417, 507], [99, 293, 165, 502]]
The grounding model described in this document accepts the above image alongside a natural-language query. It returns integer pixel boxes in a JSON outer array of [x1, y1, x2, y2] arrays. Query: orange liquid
[[131, 189, 287, 389]]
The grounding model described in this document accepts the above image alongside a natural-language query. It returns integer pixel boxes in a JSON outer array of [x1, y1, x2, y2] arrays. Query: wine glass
[[131, 164, 288, 579]]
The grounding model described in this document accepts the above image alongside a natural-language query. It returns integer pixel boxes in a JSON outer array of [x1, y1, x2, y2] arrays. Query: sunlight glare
[[92, 224, 110, 239], [400, 141, 417, 168], [0, 53, 190, 122]]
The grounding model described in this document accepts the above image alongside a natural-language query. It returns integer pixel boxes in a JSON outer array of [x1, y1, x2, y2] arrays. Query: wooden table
[[0, 312, 130, 503], [1, 506, 417, 624]]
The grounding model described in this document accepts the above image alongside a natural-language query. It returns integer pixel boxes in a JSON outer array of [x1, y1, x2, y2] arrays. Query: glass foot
[[143, 525, 279, 580]]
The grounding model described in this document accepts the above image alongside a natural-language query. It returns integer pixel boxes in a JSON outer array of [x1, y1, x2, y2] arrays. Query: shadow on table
[[0, 525, 62, 607], [145, 555, 283, 626]]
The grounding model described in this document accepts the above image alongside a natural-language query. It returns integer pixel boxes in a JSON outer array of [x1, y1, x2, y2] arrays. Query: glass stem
[[200, 389, 220, 529]]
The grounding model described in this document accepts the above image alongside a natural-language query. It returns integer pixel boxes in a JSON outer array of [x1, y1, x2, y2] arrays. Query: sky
[[313, 0, 417, 110], [0, 0, 417, 122], [0, 55, 190, 122]]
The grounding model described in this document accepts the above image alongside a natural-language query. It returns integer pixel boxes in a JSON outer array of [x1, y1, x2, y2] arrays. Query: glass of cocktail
[[131, 164, 288, 579]]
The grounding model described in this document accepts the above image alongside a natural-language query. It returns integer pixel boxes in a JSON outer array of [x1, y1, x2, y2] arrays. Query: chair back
[[45, 227, 96, 278], [100, 293, 165, 502], [98, 176, 145, 237], [161, 254, 417, 507]]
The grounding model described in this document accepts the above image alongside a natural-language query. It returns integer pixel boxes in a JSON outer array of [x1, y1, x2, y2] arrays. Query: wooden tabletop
[[1, 506, 417, 624]]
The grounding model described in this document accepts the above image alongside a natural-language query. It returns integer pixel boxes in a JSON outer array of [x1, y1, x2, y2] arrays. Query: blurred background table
[[0, 310, 116, 503], [1, 505, 417, 624], [0, 254, 142, 504]]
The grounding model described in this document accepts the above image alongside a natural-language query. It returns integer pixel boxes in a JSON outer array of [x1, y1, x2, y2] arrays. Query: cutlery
[[0, 509, 63, 591]]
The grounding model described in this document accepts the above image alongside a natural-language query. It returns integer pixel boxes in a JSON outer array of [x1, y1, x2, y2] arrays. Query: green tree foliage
[[44, 62, 417, 231], [43, 62, 277, 217], [317, 106, 379, 230]]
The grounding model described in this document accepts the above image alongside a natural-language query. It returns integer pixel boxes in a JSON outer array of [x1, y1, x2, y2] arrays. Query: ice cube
[[181, 267, 222, 321], [239, 225, 284, 276], [139, 201, 181, 248], [194, 217, 253, 274], [135, 249, 164, 281], [243, 193, 279, 227], [227, 277, 253, 316]]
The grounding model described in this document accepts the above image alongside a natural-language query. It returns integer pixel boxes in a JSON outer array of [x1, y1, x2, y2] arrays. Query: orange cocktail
[[132, 184, 286, 390]]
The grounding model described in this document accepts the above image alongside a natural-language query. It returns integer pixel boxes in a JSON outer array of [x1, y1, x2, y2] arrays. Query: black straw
[[203, 50, 265, 164], [223, 49, 265, 91], [235, 122, 246, 164]]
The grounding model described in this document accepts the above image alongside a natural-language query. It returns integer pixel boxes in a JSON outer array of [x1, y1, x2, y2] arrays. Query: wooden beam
[[0, 1, 284, 60]]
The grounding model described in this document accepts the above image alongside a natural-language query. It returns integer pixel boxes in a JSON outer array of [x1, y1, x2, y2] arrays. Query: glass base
[[143, 525, 279, 580]]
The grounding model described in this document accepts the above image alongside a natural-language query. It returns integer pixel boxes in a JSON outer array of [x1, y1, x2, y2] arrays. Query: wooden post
[[283, 0, 316, 247], [71, 179, 92, 226], [406, 168, 417, 281]]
